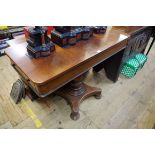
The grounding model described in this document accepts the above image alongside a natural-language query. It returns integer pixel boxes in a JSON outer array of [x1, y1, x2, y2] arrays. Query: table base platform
[[55, 77, 101, 120]]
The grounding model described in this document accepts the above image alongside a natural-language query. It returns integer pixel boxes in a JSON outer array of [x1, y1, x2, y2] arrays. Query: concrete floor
[[0, 40, 155, 129]]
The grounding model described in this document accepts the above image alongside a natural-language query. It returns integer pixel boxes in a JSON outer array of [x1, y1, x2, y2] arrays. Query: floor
[[0, 40, 155, 129]]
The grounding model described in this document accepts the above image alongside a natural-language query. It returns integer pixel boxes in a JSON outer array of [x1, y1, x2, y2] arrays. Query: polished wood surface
[[7, 35, 26, 46], [113, 26, 147, 36], [6, 27, 128, 84], [6, 27, 130, 120], [6, 27, 128, 97]]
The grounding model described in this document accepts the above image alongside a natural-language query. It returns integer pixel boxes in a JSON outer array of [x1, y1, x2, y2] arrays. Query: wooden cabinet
[[123, 27, 153, 62]]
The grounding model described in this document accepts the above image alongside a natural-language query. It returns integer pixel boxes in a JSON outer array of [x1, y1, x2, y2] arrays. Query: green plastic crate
[[126, 58, 140, 70], [121, 65, 137, 78], [121, 58, 140, 78], [134, 53, 147, 68]]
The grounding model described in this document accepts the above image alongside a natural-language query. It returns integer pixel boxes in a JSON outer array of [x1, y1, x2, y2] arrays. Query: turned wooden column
[[55, 72, 102, 120]]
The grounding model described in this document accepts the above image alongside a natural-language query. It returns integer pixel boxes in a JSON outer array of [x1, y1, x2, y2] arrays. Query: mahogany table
[[6, 27, 128, 120]]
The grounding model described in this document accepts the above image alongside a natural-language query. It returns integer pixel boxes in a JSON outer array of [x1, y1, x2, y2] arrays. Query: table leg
[[146, 37, 155, 56], [55, 74, 102, 120]]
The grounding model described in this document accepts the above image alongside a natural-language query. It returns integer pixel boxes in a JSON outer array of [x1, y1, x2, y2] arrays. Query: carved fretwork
[[123, 27, 153, 62]]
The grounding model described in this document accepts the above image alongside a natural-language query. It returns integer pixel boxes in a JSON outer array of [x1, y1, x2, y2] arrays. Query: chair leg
[[146, 37, 155, 56]]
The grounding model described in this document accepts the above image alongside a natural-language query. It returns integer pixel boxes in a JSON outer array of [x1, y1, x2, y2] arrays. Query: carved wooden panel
[[123, 27, 153, 62]]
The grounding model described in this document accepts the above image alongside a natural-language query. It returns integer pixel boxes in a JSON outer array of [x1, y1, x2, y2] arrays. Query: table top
[[7, 35, 26, 46], [113, 26, 147, 36], [6, 27, 129, 85]]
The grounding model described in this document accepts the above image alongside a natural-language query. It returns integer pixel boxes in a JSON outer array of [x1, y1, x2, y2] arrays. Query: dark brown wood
[[6, 27, 128, 97], [93, 48, 125, 82], [55, 74, 102, 120], [5, 27, 129, 120], [122, 26, 153, 62]]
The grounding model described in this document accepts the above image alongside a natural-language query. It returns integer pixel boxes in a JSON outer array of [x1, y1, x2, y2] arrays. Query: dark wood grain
[[6, 27, 128, 97]]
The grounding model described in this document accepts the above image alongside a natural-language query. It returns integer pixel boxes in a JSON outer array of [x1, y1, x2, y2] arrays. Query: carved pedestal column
[[55, 73, 102, 120]]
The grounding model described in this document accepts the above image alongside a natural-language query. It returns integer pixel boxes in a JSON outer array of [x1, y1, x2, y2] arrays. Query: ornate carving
[[123, 27, 153, 62]]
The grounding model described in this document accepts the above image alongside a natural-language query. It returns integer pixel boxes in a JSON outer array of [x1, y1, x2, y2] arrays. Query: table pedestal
[[55, 74, 102, 120]]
